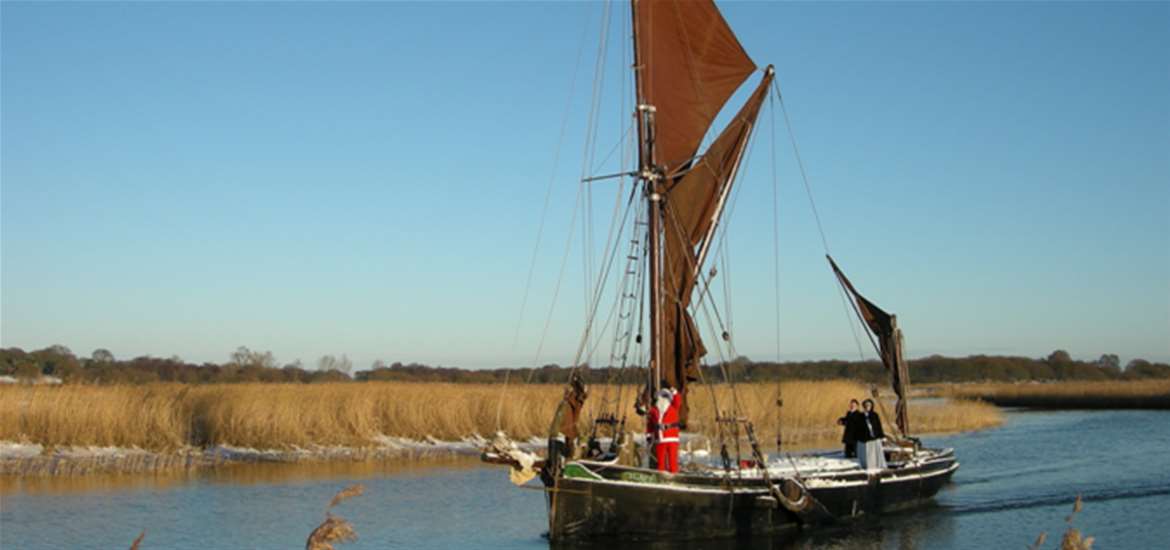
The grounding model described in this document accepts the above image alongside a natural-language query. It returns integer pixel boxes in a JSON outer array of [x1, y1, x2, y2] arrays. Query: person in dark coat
[[858, 399, 885, 441], [543, 373, 588, 484], [857, 399, 887, 471], [836, 399, 863, 458]]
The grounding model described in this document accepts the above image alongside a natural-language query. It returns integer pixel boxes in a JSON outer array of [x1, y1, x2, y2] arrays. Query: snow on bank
[[206, 433, 548, 462], [0, 441, 162, 460], [0, 432, 725, 476], [0, 434, 550, 475], [0, 441, 43, 459]]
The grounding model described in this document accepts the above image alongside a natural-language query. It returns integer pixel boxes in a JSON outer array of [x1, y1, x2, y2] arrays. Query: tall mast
[[631, 0, 661, 395]]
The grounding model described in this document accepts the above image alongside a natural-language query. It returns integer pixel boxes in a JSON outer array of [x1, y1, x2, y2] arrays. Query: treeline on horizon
[[2, 345, 1168, 386]]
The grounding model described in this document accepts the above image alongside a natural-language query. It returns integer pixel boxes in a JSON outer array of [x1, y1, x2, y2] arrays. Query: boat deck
[[567, 447, 956, 489]]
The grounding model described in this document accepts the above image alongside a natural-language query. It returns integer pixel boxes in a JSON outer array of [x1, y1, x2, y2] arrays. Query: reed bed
[[946, 380, 1170, 409], [0, 381, 1002, 452]]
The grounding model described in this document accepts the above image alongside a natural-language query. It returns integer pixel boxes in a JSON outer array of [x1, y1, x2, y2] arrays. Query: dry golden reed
[[129, 530, 145, 550], [327, 484, 365, 509], [946, 380, 1170, 409], [0, 381, 1002, 452], [0, 384, 191, 450], [306, 517, 356, 550], [1030, 494, 1095, 550], [306, 484, 365, 550], [678, 381, 1002, 447], [1061, 529, 1094, 550]]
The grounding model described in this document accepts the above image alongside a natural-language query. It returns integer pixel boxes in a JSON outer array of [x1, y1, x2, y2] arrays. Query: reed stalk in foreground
[[306, 484, 365, 550], [0, 381, 1002, 452], [1030, 494, 1094, 550], [129, 530, 145, 550]]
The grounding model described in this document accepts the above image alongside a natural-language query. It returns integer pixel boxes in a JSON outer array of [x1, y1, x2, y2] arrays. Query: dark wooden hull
[[546, 449, 958, 542]]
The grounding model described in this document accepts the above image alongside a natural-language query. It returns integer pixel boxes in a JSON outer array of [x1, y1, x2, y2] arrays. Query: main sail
[[633, 0, 771, 425], [634, 0, 757, 173]]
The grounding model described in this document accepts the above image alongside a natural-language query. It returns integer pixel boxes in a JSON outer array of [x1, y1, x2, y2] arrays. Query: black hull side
[[804, 460, 958, 519], [549, 475, 797, 541], [547, 456, 957, 542]]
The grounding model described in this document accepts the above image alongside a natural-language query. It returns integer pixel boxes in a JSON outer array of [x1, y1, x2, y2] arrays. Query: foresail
[[828, 255, 912, 436], [655, 73, 772, 426], [635, 0, 757, 172], [667, 71, 773, 253]]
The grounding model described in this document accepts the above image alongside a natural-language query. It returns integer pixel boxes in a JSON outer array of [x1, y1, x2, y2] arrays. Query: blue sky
[[2, 1, 1167, 369]]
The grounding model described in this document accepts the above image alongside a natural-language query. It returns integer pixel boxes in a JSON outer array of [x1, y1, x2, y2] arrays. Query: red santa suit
[[647, 388, 681, 473]]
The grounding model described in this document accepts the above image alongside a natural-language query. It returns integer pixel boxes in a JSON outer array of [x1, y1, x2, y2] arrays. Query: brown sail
[[665, 71, 773, 249], [657, 73, 773, 424], [634, 0, 757, 172], [827, 255, 911, 436], [631, 0, 771, 426]]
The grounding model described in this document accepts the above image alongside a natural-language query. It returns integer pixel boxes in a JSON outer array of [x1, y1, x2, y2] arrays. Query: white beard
[[656, 397, 671, 421]]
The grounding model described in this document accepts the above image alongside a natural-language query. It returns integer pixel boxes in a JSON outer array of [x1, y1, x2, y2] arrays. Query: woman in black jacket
[[857, 399, 887, 470], [836, 399, 863, 458]]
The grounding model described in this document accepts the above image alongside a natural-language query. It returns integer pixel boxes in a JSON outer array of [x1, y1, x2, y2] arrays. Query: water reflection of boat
[[485, 0, 957, 542]]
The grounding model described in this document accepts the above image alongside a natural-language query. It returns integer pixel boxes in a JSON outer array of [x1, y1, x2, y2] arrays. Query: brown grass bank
[[0, 381, 1002, 453], [946, 380, 1170, 409]]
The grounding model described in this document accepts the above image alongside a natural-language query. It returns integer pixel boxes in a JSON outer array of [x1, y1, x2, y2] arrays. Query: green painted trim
[[618, 471, 663, 484], [563, 462, 603, 480]]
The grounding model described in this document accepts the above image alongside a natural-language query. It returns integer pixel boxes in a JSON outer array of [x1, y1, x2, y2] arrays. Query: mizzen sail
[[828, 255, 912, 436]]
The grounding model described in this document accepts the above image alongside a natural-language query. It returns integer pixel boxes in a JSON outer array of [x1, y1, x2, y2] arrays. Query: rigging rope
[[768, 81, 782, 364], [663, 229, 741, 465], [589, 124, 635, 176], [706, 109, 760, 272], [660, 200, 742, 422], [495, 1, 614, 436], [598, 213, 646, 416], [583, 168, 627, 369], [580, 0, 614, 361], [497, 12, 593, 431], [607, 19, 640, 422], [720, 245, 732, 346], [508, 14, 592, 356], [583, 190, 639, 364], [772, 81, 830, 255], [770, 80, 868, 362], [568, 186, 640, 378]]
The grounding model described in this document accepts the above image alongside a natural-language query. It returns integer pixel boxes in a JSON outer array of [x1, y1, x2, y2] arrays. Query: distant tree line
[[1, 345, 1167, 386], [707, 350, 1170, 385], [0, 346, 353, 385]]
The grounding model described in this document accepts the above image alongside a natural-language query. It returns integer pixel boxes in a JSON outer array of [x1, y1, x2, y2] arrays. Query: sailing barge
[[486, 0, 959, 542]]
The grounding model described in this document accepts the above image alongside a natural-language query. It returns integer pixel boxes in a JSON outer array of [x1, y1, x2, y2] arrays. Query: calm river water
[[2, 409, 1169, 549]]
